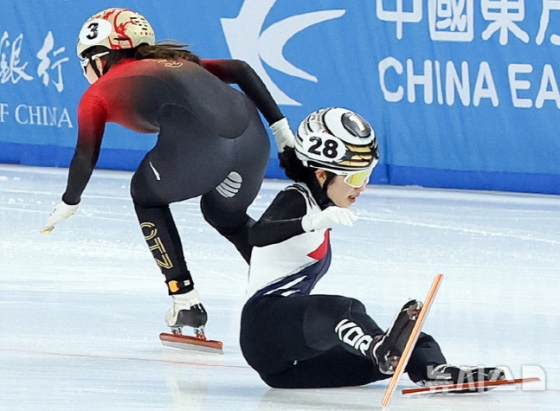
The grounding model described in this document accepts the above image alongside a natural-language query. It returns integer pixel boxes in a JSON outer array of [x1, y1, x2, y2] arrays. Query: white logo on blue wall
[[221, 0, 345, 106]]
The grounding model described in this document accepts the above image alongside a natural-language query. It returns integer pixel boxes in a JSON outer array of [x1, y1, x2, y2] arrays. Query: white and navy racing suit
[[240, 181, 447, 388]]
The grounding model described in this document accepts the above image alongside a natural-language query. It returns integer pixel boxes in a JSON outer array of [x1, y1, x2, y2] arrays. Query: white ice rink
[[1, 163, 559, 410]]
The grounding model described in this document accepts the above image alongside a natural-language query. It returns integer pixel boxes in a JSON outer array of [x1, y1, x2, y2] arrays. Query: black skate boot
[[165, 290, 208, 338], [422, 364, 506, 392], [372, 299, 423, 374]]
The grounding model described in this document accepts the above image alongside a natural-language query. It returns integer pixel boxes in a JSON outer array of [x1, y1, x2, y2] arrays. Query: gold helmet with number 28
[[295, 107, 379, 173], [77, 8, 156, 57]]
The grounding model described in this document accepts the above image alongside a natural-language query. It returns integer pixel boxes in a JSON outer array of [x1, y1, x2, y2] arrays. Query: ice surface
[[1, 164, 558, 410]]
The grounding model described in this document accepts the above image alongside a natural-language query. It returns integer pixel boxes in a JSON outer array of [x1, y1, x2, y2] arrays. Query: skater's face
[[315, 170, 367, 208]]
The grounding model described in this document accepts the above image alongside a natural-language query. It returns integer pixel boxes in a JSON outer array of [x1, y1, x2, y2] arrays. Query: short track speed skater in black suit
[[41, 8, 295, 338], [240, 107, 505, 389]]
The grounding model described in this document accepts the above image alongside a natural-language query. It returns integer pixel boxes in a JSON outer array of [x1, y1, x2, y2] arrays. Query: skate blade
[[159, 333, 223, 354]]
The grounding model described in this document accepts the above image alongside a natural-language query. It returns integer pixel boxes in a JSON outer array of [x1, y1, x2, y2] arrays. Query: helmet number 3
[[307, 136, 344, 161], [85, 23, 100, 40], [79, 18, 112, 46]]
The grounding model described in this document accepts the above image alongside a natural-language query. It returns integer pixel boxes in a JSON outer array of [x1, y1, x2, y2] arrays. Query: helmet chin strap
[[307, 170, 335, 210], [323, 172, 336, 194], [89, 57, 104, 79]]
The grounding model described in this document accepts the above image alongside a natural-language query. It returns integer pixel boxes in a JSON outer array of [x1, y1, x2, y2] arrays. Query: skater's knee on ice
[[347, 298, 367, 314], [416, 332, 441, 348]]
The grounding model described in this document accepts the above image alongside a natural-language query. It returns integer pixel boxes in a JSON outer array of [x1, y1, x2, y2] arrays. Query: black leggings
[[130, 102, 269, 293], [240, 295, 446, 388]]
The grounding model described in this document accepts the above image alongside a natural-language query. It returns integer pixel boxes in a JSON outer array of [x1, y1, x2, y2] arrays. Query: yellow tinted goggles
[[338, 168, 373, 188]]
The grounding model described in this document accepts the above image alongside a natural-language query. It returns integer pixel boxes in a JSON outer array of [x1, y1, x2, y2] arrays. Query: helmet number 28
[[308, 136, 344, 161]]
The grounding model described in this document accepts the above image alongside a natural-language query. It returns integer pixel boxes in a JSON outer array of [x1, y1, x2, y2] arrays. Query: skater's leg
[[133, 203, 193, 294], [199, 148, 267, 263], [302, 294, 384, 356], [240, 295, 387, 388], [129, 103, 267, 332], [405, 334, 506, 388], [132, 203, 207, 330], [200, 108, 269, 263], [371, 299, 423, 375], [131, 162, 208, 331], [264, 346, 390, 388], [200, 192, 255, 263], [405, 332, 447, 383], [130, 122, 223, 293]]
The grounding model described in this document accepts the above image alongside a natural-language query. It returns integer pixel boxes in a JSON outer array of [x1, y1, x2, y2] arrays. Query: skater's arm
[[62, 92, 108, 205], [249, 189, 307, 247], [201, 59, 284, 125]]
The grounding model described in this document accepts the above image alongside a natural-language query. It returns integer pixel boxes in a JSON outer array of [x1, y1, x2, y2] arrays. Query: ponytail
[[81, 41, 203, 75], [134, 42, 202, 65]]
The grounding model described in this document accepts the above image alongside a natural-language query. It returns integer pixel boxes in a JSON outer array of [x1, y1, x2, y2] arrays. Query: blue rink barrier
[[1, 1, 559, 195], [7, 141, 555, 196]]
